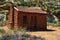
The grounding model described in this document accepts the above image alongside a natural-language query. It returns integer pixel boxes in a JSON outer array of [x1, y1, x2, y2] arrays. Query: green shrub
[[0, 29, 5, 34], [47, 22, 60, 27], [0, 27, 45, 40], [0, 8, 3, 11], [13, 28, 19, 33], [0, 21, 8, 26], [1, 32, 45, 40], [13, 27, 27, 34], [0, 0, 5, 2], [0, 14, 8, 26], [20, 2, 30, 7], [53, 23, 60, 27]]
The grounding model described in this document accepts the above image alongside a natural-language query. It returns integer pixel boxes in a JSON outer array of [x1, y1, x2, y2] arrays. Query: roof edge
[[14, 7, 19, 11]]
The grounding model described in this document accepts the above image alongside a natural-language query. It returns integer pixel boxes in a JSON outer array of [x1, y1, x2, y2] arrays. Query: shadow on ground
[[27, 28, 56, 32]]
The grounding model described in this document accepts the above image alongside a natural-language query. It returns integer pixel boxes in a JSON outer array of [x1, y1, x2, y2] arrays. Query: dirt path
[[0, 26, 60, 40], [27, 26, 60, 40]]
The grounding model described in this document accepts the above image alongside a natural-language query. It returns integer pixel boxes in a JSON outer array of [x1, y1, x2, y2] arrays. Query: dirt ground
[[27, 26, 60, 40], [0, 26, 60, 40]]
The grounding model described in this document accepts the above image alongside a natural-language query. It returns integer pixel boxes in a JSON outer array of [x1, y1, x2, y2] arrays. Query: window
[[23, 16, 27, 24]]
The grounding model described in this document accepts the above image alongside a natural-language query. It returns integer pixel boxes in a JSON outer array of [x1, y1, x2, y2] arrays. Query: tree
[[0, 0, 5, 2], [43, 0, 60, 23]]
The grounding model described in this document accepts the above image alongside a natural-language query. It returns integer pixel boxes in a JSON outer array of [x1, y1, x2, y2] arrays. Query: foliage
[[0, 26, 46, 40], [0, 0, 5, 2], [13, 27, 27, 35], [0, 29, 45, 40], [13, 28, 19, 33], [0, 21, 8, 26], [0, 8, 3, 11], [0, 33, 45, 40], [53, 23, 60, 27], [0, 29, 5, 34], [0, 0, 60, 27], [20, 2, 30, 6], [0, 14, 7, 26], [19, 27, 27, 34], [47, 22, 60, 27]]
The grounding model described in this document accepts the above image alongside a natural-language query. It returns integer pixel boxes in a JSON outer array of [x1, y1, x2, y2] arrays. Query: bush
[[0, 14, 8, 26], [13, 27, 27, 35], [53, 23, 60, 27], [0, 0, 5, 2], [0, 33, 45, 40], [0, 21, 8, 26], [0, 27, 45, 40], [0, 29, 5, 34], [0, 8, 3, 11], [47, 22, 60, 27], [20, 2, 30, 7]]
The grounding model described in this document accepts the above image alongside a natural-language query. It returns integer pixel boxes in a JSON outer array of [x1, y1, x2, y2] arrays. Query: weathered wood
[[8, 6, 14, 29], [8, 6, 47, 31]]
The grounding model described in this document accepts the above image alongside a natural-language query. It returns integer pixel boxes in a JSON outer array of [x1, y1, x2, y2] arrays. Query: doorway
[[30, 16, 37, 30]]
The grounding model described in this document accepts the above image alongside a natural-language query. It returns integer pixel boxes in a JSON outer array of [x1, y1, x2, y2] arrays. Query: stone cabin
[[8, 6, 47, 31]]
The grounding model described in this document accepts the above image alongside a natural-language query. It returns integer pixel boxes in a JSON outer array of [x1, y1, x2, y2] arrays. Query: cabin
[[8, 6, 47, 31]]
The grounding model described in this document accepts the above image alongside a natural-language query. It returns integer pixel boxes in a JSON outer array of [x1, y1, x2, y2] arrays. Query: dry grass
[[0, 26, 60, 40], [0, 26, 45, 40]]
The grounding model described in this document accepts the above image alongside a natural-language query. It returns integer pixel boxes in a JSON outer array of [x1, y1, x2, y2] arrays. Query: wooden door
[[30, 16, 37, 30]]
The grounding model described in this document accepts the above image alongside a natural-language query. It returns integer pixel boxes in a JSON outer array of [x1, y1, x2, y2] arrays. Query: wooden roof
[[14, 6, 47, 14]]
